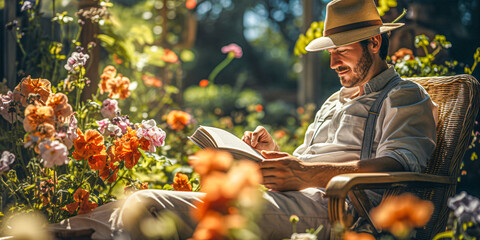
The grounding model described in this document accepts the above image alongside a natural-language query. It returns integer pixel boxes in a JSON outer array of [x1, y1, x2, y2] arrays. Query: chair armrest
[[325, 172, 455, 198], [324, 172, 455, 228]]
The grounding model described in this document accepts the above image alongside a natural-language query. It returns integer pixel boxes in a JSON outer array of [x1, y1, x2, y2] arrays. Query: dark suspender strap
[[359, 76, 402, 160]]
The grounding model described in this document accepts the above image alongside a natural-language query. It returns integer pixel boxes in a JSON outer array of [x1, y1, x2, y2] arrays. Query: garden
[[0, 0, 480, 239]]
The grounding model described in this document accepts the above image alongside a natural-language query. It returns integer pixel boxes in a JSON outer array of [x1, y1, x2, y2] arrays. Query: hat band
[[324, 20, 383, 36]]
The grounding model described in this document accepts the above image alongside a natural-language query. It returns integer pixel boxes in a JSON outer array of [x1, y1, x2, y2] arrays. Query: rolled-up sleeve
[[375, 82, 438, 173]]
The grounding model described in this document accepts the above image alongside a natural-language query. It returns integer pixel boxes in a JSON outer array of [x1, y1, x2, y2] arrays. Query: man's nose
[[330, 53, 341, 69]]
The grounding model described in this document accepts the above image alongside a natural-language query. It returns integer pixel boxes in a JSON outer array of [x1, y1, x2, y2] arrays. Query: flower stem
[[208, 55, 234, 84]]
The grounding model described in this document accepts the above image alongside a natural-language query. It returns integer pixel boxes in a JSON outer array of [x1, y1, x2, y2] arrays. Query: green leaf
[[97, 34, 116, 47]]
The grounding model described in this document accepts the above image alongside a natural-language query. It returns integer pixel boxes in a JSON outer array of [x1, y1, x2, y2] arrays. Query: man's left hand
[[259, 151, 312, 192]]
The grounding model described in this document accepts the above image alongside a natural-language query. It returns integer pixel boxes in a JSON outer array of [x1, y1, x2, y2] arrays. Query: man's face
[[327, 42, 373, 88]]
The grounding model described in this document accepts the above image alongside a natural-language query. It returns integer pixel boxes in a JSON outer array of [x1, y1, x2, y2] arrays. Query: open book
[[188, 126, 264, 162]]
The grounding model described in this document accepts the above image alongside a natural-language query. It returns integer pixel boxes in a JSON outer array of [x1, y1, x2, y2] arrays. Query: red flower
[[63, 188, 98, 215], [199, 79, 209, 87], [72, 129, 105, 161], [185, 0, 196, 9], [162, 49, 178, 63]]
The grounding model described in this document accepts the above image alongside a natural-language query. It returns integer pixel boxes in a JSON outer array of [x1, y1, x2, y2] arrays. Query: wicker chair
[[325, 74, 480, 239]]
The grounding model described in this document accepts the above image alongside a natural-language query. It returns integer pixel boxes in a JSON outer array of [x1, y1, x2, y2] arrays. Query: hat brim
[[305, 23, 404, 52]]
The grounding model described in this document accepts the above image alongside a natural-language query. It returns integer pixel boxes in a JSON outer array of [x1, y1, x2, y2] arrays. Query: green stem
[[52, 167, 57, 222], [422, 46, 429, 57], [432, 230, 454, 240], [107, 168, 126, 196], [392, 9, 407, 24], [208, 54, 235, 84], [471, 61, 478, 73]]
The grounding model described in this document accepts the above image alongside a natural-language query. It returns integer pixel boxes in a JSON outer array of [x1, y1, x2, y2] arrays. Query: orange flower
[[88, 147, 107, 170], [23, 105, 55, 132], [72, 129, 105, 161], [166, 110, 191, 131], [274, 130, 286, 139], [189, 149, 233, 177], [142, 75, 163, 87], [254, 104, 263, 112], [391, 48, 414, 62], [343, 232, 375, 240], [191, 211, 226, 240], [199, 79, 209, 87], [106, 74, 131, 100], [185, 0, 197, 9], [112, 127, 142, 169], [98, 66, 131, 99], [14, 76, 52, 107], [46, 93, 73, 123], [138, 136, 152, 152], [63, 188, 98, 215], [162, 49, 178, 63], [99, 66, 117, 94], [113, 54, 123, 64], [172, 172, 192, 191], [297, 107, 304, 114], [371, 193, 434, 238], [99, 162, 118, 183]]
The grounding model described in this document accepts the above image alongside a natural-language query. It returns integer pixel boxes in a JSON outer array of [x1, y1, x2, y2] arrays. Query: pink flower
[[96, 119, 111, 134], [39, 140, 69, 168], [221, 43, 243, 58], [58, 114, 78, 149], [112, 116, 132, 134], [0, 91, 21, 123], [136, 119, 166, 152], [0, 151, 15, 174], [100, 99, 119, 119]]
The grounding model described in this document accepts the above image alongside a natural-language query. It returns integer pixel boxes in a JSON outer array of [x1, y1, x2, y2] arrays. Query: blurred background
[[1, 0, 479, 197]]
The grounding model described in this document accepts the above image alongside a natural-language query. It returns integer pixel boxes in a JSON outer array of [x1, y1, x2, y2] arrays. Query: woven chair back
[[399, 74, 479, 239]]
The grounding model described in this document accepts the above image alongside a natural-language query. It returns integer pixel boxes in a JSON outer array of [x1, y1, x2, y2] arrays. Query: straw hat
[[306, 0, 404, 52]]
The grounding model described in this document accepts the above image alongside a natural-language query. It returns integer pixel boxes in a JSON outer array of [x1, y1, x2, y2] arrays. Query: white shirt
[[293, 67, 437, 173]]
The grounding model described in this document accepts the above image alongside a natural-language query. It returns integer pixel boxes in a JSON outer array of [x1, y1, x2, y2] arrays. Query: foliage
[[0, 0, 201, 227]]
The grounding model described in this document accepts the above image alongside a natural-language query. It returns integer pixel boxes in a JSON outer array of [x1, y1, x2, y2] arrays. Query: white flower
[[39, 140, 69, 168]]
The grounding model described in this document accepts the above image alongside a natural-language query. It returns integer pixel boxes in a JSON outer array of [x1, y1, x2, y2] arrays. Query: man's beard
[[338, 47, 373, 88]]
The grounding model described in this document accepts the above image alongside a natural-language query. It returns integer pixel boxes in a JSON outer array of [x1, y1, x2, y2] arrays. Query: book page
[[201, 126, 264, 159]]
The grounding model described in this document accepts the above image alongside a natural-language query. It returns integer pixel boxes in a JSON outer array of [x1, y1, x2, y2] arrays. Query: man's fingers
[[251, 126, 266, 147], [242, 131, 252, 144]]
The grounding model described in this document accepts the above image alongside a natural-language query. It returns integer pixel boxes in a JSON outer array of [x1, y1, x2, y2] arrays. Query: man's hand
[[259, 151, 316, 192], [242, 126, 280, 152]]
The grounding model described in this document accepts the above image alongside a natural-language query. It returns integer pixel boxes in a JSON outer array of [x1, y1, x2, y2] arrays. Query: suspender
[[307, 75, 402, 159], [360, 76, 402, 160]]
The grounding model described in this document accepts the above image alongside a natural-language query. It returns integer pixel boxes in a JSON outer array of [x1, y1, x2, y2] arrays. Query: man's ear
[[370, 35, 382, 54]]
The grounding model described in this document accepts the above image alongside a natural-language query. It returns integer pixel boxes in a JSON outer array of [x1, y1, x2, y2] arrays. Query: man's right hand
[[242, 126, 280, 152]]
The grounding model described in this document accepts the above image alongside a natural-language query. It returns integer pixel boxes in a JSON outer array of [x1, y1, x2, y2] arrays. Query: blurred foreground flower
[[1, 212, 52, 240], [190, 149, 263, 240], [343, 231, 375, 240], [371, 193, 434, 239]]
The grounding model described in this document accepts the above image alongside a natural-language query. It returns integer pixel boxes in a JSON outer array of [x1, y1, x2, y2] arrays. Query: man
[[54, 0, 437, 239]]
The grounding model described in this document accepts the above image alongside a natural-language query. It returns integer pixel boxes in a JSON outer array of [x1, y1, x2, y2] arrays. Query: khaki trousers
[[53, 188, 333, 239]]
